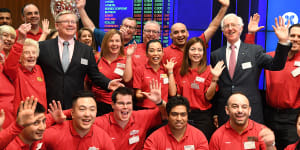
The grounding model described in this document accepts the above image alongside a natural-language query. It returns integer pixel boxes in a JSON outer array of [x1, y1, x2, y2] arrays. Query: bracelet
[[168, 72, 173, 75], [156, 100, 163, 106], [211, 79, 218, 82]]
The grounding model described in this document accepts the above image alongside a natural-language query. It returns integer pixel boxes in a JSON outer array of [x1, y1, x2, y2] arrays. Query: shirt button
[[232, 85, 235, 89]]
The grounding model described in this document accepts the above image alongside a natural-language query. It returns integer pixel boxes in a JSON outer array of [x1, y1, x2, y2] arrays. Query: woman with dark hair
[[133, 39, 176, 110], [78, 27, 97, 54], [90, 29, 136, 116], [284, 112, 300, 150], [169, 37, 224, 140]]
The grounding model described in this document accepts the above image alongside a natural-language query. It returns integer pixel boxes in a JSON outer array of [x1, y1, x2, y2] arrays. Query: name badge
[[129, 136, 139, 144], [242, 62, 252, 70], [163, 78, 169, 84], [130, 130, 139, 136], [291, 67, 300, 77], [81, 58, 88, 65], [184, 145, 195, 150], [88, 147, 99, 150], [160, 74, 168, 78], [191, 83, 199, 89], [244, 141, 256, 149], [117, 63, 126, 68], [295, 61, 300, 67], [196, 76, 205, 82], [114, 68, 124, 76], [134, 55, 141, 58]]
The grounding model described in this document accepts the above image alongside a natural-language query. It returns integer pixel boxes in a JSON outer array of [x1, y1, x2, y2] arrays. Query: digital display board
[[99, 0, 212, 47]]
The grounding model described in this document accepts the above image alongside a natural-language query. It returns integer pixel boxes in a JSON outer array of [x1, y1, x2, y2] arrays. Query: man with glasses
[[38, 11, 123, 109], [209, 93, 276, 150], [76, 0, 137, 47], [210, 13, 291, 126]]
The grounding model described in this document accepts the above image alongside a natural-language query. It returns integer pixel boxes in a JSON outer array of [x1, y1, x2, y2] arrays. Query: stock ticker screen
[[98, 0, 212, 47]]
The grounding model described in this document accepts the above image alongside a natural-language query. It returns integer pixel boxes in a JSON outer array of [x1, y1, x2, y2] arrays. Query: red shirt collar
[[108, 112, 135, 130], [27, 27, 43, 35], [225, 119, 254, 135], [20, 65, 37, 73], [166, 124, 189, 142], [170, 43, 182, 51], [69, 120, 93, 138]]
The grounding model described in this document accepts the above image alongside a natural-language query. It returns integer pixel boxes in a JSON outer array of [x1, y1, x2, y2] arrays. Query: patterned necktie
[[229, 45, 236, 79], [62, 41, 69, 72]]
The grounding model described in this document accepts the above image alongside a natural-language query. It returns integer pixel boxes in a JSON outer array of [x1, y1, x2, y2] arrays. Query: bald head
[[227, 93, 249, 106], [170, 22, 189, 47]]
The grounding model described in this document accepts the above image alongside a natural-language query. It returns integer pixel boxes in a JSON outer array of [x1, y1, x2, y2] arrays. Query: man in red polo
[[42, 91, 115, 150], [144, 96, 209, 150], [94, 82, 166, 150], [209, 93, 276, 150]]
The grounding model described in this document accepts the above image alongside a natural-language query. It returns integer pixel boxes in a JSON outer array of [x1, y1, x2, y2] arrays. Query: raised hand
[[210, 60, 225, 79], [76, 0, 86, 9], [16, 96, 38, 127], [218, 0, 230, 7], [272, 16, 290, 43], [141, 79, 162, 104], [126, 41, 137, 56], [259, 127, 276, 149], [108, 78, 125, 91], [120, 26, 129, 41], [248, 13, 264, 34], [163, 58, 177, 73], [42, 19, 51, 35], [48, 100, 66, 124], [17, 23, 31, 42]]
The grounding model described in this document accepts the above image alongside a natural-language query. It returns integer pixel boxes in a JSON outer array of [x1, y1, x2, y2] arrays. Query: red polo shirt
[[284, 141, 299, 150], [129, 43, 148, 69], [43, 120, 114, 150], [209, 119, 267, 150], [92, 56, 126, 104], [0, 122, 23, 149], [175, 67, 217, 110], [0, 66, 15, 129], [265, 51, 300, 109], [4, 136, 44, 150], [94, 109, 162, 150], [144, 124, 208, 150], [16, 27, 43, 41], [4, 43, 47, 114], [163, 34, 206, 75], [133, 63, 169, 108]]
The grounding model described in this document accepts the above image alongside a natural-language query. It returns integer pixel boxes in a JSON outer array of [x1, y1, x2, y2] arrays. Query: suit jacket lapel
[[220, 46, 232, 80], [52, 38, 64, 72], [68, 40, 80, 71]]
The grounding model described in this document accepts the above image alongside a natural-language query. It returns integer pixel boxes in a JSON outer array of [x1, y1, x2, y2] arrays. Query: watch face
[[50, 0, 80, 19]]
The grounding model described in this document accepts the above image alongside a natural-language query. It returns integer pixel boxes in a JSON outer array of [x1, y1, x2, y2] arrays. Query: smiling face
[[79, 30, 93, 47], [20, 113, 46, 143], [108, 33, 122, 55], [170, 23, 189, 48], [143, 22, 160, 44], [55, 13, 77, 40], [112, 94, 133, 123], [20, 44, 38, 71], [225, 94, 251, 127], [168, 105, 188, 131], [71, 97, 97, 134], [222, 16, 243, 45], [188, 42, 204, 65], [289, 26, 300, 52], [120, 18, 137, 42], [22, 4, 40, 25], [0, 12, 12, 25], [1, 32, 15, 52], [146, 41, 163, 66]]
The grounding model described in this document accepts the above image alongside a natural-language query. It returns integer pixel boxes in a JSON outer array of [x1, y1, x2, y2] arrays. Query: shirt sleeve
[[143, 135, 158, 150], [3, 42, 23, 81], [244, 33, 255, 44], [0, 121, 24, 149], [93, 28, 105, 46]]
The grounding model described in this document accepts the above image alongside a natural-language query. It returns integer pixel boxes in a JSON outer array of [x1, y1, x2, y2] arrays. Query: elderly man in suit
[[210, 13, 291, 126], [38, 11, 122, 109]]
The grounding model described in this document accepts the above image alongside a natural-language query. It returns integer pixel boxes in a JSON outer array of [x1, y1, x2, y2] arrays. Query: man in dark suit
[[38, 11, 122, 109], [211, 13, 291, 126]]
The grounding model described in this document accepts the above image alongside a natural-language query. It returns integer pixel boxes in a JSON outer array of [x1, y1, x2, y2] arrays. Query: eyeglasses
[[144, 29, 160, 34], [56, 20, 77, 25], [223, 23, 240, 29], [116, 102, 132, 107], [122, 24, 136, 30]]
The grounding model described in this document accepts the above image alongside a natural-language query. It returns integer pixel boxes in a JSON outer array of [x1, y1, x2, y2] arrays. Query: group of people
[[0, 0, 299, 149]]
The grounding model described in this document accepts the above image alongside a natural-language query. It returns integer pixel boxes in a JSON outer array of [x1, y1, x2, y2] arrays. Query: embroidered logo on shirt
[[37, 77, 43, 82]]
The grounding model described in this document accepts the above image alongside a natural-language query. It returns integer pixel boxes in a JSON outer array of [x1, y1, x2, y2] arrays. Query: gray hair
[[144, 20, 161, 32], [221, 13, 244, 30], [55, 10, 78, 23], [0, 25, 16, 38], [23, 38, 40, 57]]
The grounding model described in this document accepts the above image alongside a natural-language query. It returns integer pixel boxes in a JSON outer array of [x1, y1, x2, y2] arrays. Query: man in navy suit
[[211, 13, 291, 126], [38, 11, 122, 109]]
